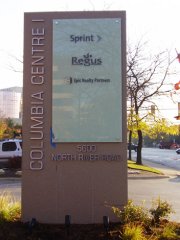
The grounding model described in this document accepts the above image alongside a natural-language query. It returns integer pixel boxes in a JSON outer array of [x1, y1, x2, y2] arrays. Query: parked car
[[0, 139, 22, 159], [0, 139, 22, 169], [176, 148, 180, 154], [159, 142, 179, 149], [128, 143, 138, 152]]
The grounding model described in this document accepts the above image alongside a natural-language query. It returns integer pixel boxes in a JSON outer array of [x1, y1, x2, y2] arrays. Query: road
[[130, 147, 180, 172], [129, 147, 180, 222], [128, 177, 180, 223]]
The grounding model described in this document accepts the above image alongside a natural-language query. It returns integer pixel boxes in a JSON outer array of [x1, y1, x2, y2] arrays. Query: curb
[[128, 174, 169, 180], [0, 177, 21, 182]]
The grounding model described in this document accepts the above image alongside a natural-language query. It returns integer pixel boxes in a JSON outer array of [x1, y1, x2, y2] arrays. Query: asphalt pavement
[[128, 152, 180, 223], [143, 159, 180, 176]]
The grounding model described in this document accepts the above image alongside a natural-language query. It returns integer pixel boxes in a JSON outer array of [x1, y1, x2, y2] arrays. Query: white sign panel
[[52, 18, 122, 142]]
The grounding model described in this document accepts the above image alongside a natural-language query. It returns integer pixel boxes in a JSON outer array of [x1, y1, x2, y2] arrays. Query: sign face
[[52, 18, 122, 142], [22, 11, 127, 224]]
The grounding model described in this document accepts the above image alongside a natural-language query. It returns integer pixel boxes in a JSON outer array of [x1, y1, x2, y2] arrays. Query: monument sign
[[22, 11, 127, 224]]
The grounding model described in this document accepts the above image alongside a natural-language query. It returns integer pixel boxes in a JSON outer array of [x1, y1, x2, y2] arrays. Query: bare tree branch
[[127, 39, 175, 164]]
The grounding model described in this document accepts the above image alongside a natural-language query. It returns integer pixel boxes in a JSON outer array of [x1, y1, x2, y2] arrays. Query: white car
[[0, 139, 22, 159], [176, 148, 180, 154]]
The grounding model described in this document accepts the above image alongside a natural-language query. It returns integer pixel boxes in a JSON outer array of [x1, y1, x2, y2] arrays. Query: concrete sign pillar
[[22, 11, 127, 224]]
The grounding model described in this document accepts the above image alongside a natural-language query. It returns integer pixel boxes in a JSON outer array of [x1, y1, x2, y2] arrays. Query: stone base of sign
[[22, 160, 127, 223]]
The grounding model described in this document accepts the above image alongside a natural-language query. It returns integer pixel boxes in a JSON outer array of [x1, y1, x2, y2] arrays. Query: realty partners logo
[[66, 77, 111, 84]]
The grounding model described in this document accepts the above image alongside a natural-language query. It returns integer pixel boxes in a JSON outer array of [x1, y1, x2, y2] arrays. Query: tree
[[2, 118, 22, 139], [148, 118, 179, 141], [143, 117, 179, 147], [127, 111, 148, 160], [127, 40, 175, 164], [0, 119, 7, 139]]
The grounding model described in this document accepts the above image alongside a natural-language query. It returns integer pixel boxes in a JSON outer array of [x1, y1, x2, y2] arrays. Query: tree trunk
[[136, 129, 143, 165], [128, 130, 132, 160]]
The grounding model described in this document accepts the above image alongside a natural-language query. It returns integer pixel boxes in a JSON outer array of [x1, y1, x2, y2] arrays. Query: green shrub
[[159, 223, 178, 240], [121, 224, 147, 240], [150, 197, 173, 224], [112, 200, 150, 225], [0, 192, 21, 223]]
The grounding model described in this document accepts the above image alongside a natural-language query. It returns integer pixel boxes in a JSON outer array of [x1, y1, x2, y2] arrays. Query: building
[[0, 87, 22, 122]]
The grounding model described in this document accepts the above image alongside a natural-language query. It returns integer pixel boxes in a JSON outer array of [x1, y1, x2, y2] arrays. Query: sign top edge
[[24, 11, 126, 19]]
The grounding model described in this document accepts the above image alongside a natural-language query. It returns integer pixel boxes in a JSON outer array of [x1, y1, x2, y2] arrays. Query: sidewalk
[[128, 159, 180, 179], [143, 159, 180, 177]]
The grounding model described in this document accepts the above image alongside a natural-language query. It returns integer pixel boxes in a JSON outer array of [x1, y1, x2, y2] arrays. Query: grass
[[121, 224, 147, 240], [0, 191, 21, 223], [127, 160, 163, 174]]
